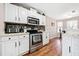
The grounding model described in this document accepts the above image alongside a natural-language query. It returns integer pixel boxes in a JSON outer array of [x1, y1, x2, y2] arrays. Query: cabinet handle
[[15, 42, 17, 47], [19, 41, 20, 46], [69, 46, 71, 53]]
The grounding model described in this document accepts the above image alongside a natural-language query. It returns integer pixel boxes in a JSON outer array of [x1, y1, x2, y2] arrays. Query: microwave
[[27, 16, 39, 25]]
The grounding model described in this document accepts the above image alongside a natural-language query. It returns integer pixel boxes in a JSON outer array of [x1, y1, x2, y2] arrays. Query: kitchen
[[0, 3, 79, 56]]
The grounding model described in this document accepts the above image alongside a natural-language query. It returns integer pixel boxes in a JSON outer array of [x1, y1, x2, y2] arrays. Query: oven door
[[31, 33, 42, 45]]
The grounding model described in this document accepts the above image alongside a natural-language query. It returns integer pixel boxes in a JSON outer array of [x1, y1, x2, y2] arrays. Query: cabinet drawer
[[0, 36, 18, 42], [0, 36, 12, 42], [19, 35, 29, 39]]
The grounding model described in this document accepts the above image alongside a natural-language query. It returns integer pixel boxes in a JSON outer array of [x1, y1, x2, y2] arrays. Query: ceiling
[[26, 3, 79, 20]]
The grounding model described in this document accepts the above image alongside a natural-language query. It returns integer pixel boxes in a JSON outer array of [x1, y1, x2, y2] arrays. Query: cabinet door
[[62, 35, 72, 56], [43, 32, 49, 45], [71, 36, 79, 56], [2, 36, 18, 56], [18, 7, 28, 23], [5, 4, 18, 22], [18, 35, 29, 55], [39, 15, 43, 25], [39, 15, 46, 25], [43, 32, 46, 45], [27, 10, 31, 17], [42, 16, 46, 25], [27, 10, 33, 17]]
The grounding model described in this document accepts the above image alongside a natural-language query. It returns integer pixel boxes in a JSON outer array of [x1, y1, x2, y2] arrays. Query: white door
[[5, 4, 18, 22], [2, 36, 18, 56], [42, 16, 46, 25], [43, 32, 49, 45], [71, 36, 79, 56], [25, 35, 29, 52], [18, 7, 28, 23], [62, 35, 72, 56], [39, 15, 45, 25], [43, 32, 46, 45], [18, 35, 29, 55], [28, 10, 34, 17]]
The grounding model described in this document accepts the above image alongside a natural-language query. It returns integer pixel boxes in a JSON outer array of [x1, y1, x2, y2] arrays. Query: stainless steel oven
[[30, 33, 42, 45], [29, 32, 43, 53]]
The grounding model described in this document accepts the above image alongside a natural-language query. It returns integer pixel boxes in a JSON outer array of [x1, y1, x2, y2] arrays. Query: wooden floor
[[24, 37, 62, 56]]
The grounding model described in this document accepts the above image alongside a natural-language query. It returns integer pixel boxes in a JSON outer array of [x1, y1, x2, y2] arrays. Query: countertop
[[62, 30, 79, 38], [0, 32, 29, 37]]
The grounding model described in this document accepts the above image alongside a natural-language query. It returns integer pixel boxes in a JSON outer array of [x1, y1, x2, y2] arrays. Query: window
[[67, 20, 78, 30], [57, 21, 63, 32]]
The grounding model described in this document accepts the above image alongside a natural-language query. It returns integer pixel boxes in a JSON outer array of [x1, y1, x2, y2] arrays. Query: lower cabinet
[[62, 34, 79, 56], [0, 34, 29, 56], [0, 36, 18, 56], [62, 35, 72, 56], [18, 35, 29, 55], [71, 36, 79, 56], [43, 31, 49, 45]]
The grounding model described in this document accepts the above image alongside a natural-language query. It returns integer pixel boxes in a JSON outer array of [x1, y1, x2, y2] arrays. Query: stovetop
[[27, 30, 42, 34]]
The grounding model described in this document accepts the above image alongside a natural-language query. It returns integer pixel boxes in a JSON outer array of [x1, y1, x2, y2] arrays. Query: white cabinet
[[27, 10, 31, 17], [43, 31, 49, 45], [5, 4, 18, 22], [27, 10, 35, 17], [18, 34, 29, 55], [27, 10, 46, 25], [42, 16, 46, 25], [4, 4, 46, 25], [18, 7, 28, 24], [39, 15, 46, 25], [71, 36, 79, 56], [0, 36, 18, 56], [27, 9, 37, 18], [62, 34, 79, 56], [0, 34, 29, 56], [5, 4, 28, 24], [62, 35, 72, 56]]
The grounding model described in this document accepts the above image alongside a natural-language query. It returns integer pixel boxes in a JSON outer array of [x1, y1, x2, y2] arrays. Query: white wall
[[46, 16, 58, 39], [0, 4, 5, 34]]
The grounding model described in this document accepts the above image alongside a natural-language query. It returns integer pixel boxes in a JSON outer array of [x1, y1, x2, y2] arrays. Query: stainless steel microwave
[[27, 16, 39, 25]]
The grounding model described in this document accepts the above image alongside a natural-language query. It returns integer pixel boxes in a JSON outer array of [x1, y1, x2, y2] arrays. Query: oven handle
[[31, 33, 42, 35]]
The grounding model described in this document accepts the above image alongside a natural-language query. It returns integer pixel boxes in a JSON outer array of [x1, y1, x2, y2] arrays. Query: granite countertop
[[0, 32, 29, 37], [62, 30, 79, 38]]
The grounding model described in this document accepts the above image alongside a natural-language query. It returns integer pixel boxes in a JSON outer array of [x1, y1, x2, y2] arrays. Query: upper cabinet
[[28, 8, 37, 18], [4, 3, 46, 25], [18, 7, 28, 24], [27, 9, 46, 26], [39, 15, 46, 25], [28, 10, 35, 17], [5, 4, 18, 23], [4, 4, 28, 24]]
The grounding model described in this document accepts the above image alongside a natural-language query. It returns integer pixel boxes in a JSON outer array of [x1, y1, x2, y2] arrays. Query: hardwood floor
[[24, 37, 62, 56]]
